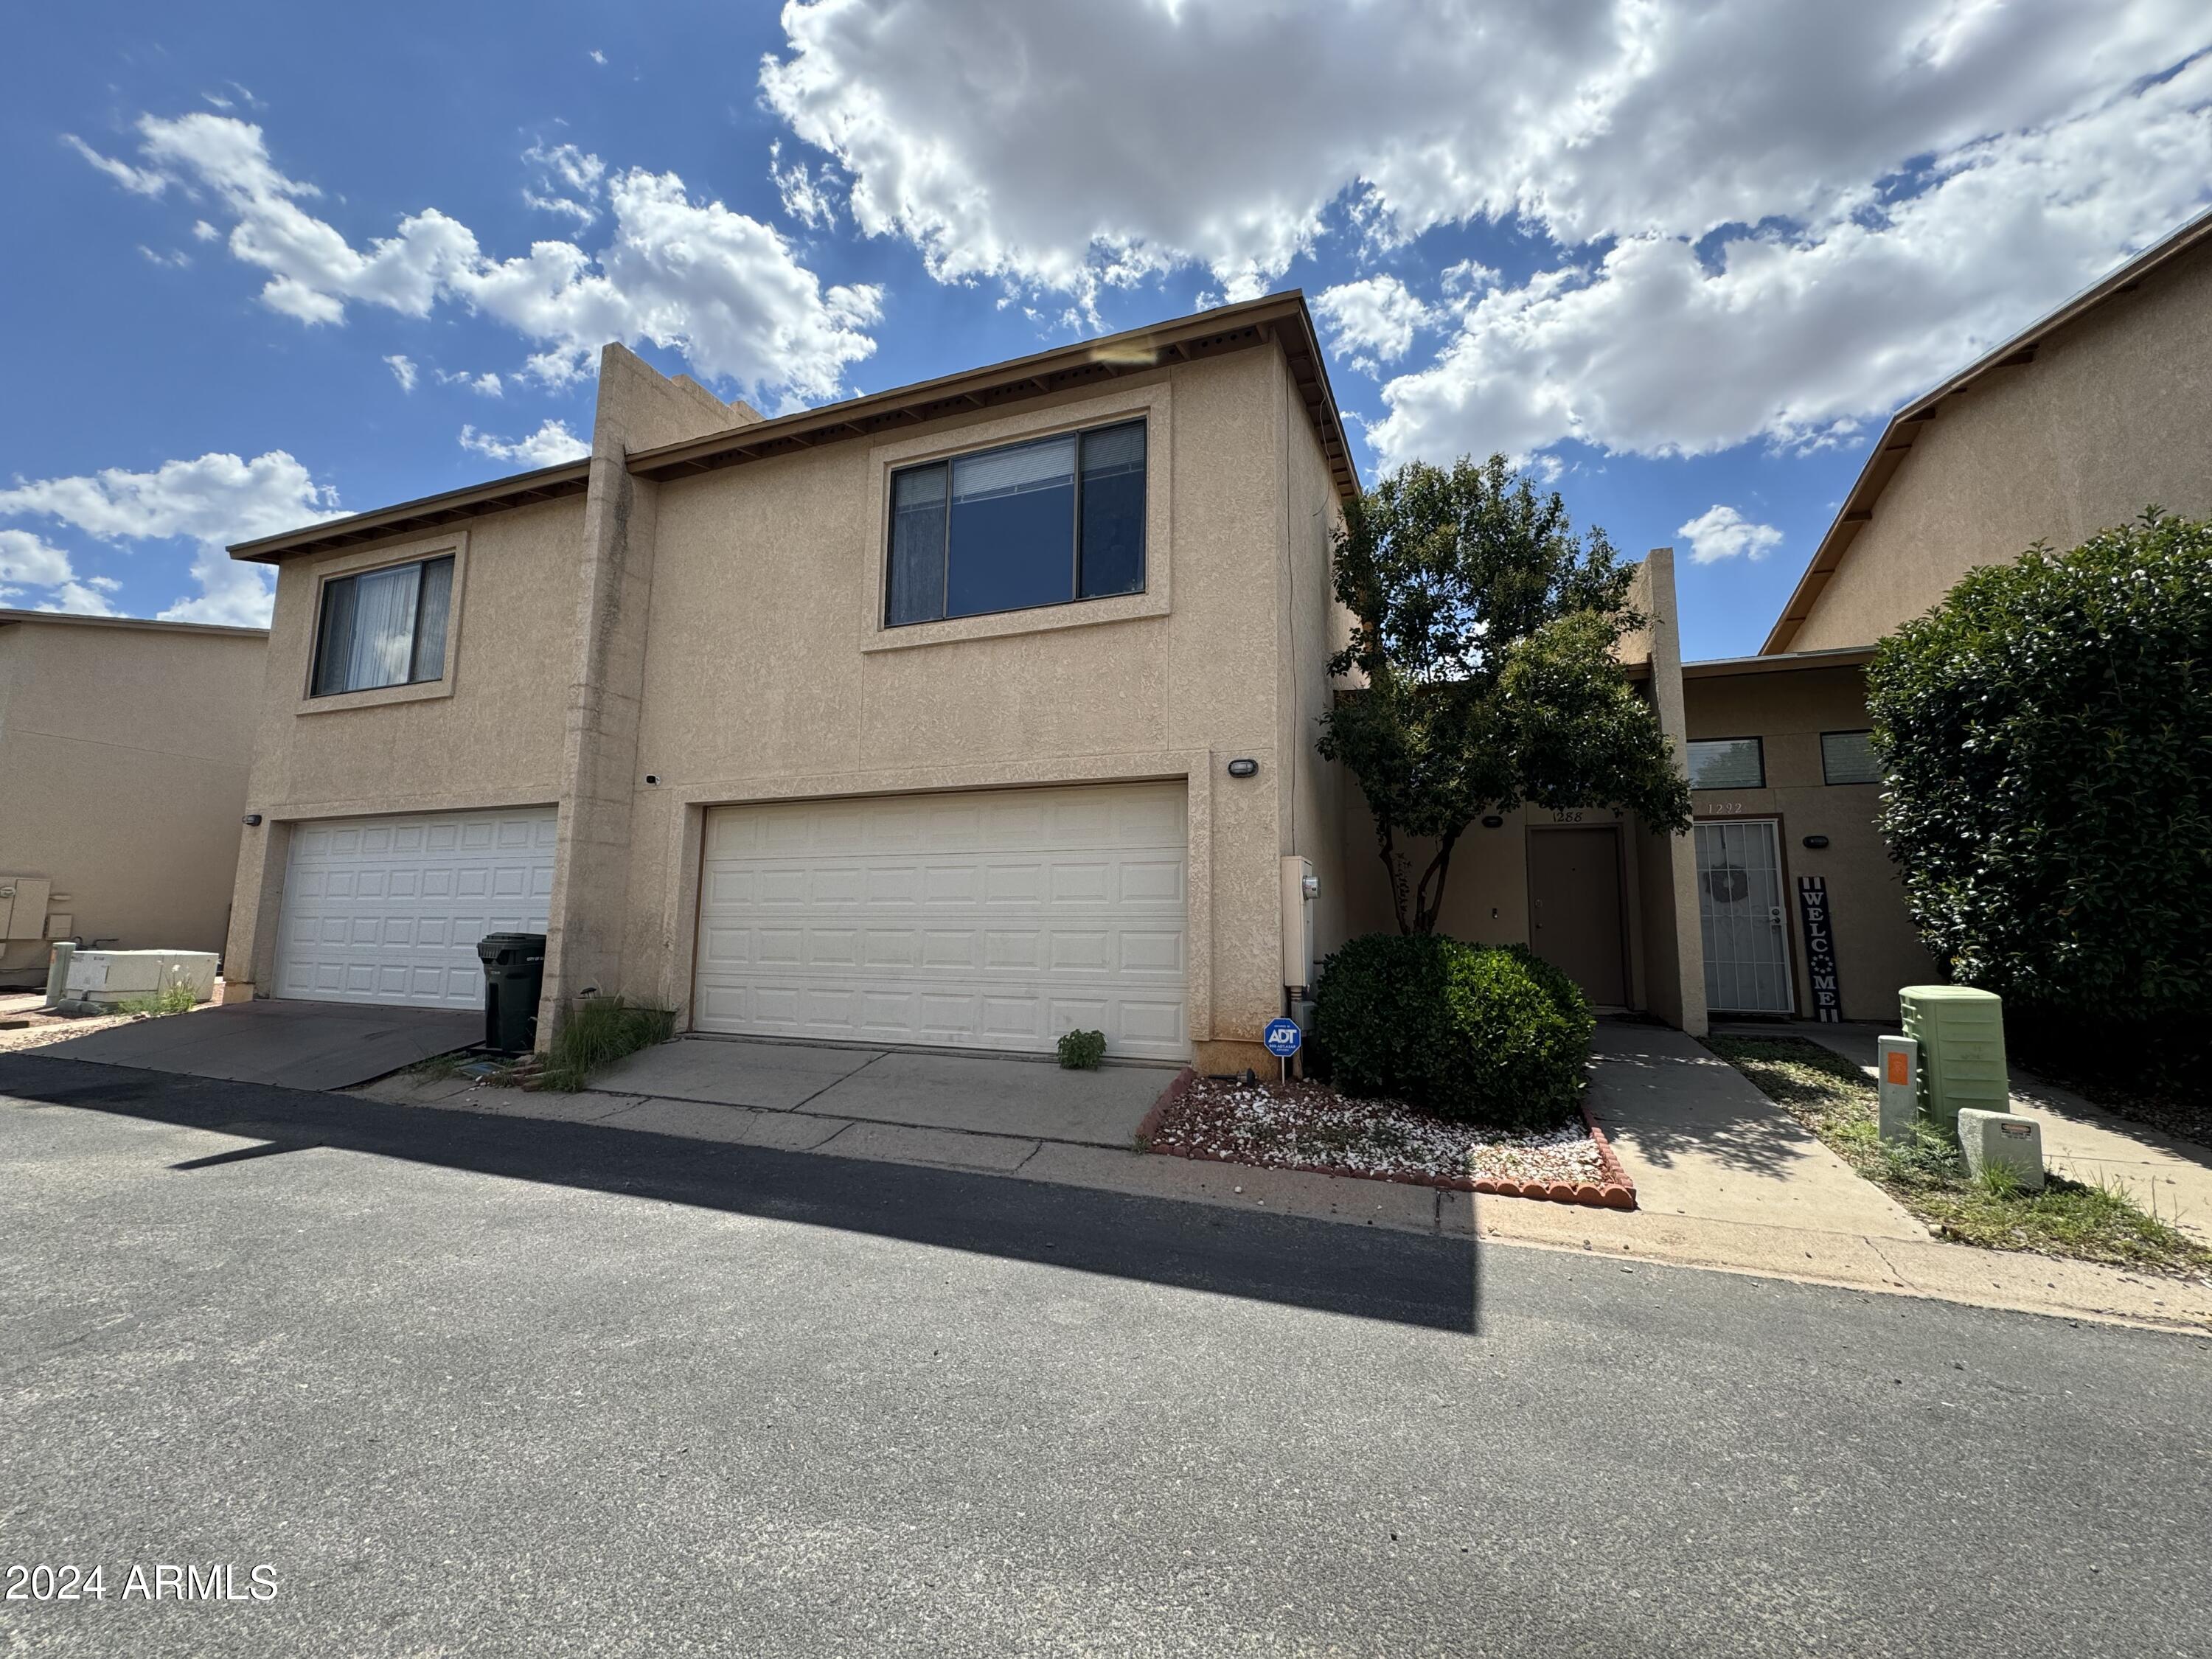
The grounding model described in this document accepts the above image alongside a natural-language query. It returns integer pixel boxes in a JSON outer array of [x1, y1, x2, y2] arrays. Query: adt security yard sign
[[1263, 1018, 1302, 1057]]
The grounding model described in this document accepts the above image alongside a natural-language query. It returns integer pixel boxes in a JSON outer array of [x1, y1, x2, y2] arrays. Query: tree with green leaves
[[1868, 509, 2212, 1063], [1318, 453, 1691, 935]]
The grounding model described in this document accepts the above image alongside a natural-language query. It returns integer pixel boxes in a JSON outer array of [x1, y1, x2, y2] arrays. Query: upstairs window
[[1686, 736, 1765, 790], [886, 420, 1147, 627], [311, 554, 453, 696], [1821, 729, 1880, 785]]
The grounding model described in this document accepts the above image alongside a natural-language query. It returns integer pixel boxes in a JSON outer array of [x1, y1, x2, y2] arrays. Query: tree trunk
[[1375, 819, 1412, 936], [1411, 830, 1461, 935]]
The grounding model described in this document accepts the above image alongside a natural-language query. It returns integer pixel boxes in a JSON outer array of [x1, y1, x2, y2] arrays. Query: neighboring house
[[0, 609, 266, 988], [1671, 205, 2212, 1026], [222, 296, 1367, 1071]]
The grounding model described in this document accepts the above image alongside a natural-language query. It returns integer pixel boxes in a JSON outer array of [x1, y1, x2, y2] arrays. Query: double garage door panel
[[695, 782, 1189, 1060], [275, 808, 558, 1008]]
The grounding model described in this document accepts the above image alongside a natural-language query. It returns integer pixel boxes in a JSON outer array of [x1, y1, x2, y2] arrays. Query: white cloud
[[1312, 276, 1434, 375], [760, 0, 2208, 307], [437, 369, 504, 396], [589, 49, 608, 66], [0, 451, 344, 625], [192, 219, 219, 241], [459, 420, 591, 467], [1677, 504, 1784, 564], [138, 245, 191, 269], [75, 113, 880, 405], [1368, 54, 2212, 464], [62, 133, 166, 195], [0, 529, 80, 589], [384, 353, 418, 391], [523, 141, 606, 226], [770, 140, 837, 229]]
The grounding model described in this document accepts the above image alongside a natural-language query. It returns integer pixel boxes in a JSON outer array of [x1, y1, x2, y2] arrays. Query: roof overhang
[[229, 291, 1357, 565], [1761, 204, 2212, 655], [230, 460, 592, 565], [0, 608, 268, 640], [1684, 644, 1874, 680]]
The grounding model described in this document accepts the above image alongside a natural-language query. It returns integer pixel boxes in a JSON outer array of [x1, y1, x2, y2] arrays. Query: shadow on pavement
[[0, 1054, 1478, 1335]]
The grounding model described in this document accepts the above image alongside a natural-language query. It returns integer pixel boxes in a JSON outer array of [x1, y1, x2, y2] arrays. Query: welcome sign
[[1796, 874, 1843, 1023]]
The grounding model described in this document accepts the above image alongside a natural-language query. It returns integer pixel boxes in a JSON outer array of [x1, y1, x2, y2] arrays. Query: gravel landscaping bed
[[1144, 1072, 1618, 1194]]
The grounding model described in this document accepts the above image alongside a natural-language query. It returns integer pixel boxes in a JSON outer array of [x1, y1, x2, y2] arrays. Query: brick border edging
[[1138, 1067, 1638, 1211]]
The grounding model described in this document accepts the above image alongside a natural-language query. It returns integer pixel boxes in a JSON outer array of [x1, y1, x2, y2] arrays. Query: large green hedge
[[1310, 933, 1593, 1127], [1866, 509, 2212, 1058]]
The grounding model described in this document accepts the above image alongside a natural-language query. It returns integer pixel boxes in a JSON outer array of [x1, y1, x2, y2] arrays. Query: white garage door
[[274, 807, 558, 1007], [694, 782, 1188, 1060]]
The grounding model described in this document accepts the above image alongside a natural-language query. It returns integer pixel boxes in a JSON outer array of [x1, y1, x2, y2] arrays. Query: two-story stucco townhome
[[221, 293, 1708, 1070]]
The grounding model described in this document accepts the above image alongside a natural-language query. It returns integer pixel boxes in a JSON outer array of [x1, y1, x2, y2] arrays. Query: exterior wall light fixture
[[242, 813, 263, 827], [1481, 815, 1505, 829], [1226, 758, 1259, 778], [1802, 834, 1830, 849]]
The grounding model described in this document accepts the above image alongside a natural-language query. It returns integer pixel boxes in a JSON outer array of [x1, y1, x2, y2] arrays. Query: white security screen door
[[1695, 819, 1794, 1014], [274, 808, 557, 1007], [694, 782, 1188, 1060]]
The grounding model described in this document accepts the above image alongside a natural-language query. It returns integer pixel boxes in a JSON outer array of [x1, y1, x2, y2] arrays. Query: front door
[[1695, 819, 1794, 1013], [1526, 826, 1628, 1006]]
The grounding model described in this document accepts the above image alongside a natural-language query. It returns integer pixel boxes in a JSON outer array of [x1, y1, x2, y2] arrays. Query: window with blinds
[[1820, 729, 1880, 785], [1686, 736, 1765, 790], [885, 420, 1146, 626], [310, 555, 454, 696]]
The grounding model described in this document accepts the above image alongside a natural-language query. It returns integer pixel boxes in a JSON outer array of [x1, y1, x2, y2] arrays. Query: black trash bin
[[477, 932, 546, 1054]]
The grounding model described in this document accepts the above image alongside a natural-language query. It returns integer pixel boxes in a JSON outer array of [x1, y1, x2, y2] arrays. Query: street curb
[[1138, 1067, 1639, 1211]]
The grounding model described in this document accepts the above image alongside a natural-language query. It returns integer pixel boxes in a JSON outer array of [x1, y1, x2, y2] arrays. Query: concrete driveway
[[31, 999, 480, 1091], [590, 1036, 1171, 1149]]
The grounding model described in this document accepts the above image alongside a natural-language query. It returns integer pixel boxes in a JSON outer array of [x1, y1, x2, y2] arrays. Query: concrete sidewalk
[[355, 1045, 2212, 1335], [1728, 1020, 2212, 1246]]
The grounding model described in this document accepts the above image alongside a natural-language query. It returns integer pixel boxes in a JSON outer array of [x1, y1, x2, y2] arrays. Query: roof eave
[[1761, 203, 2212, 655]]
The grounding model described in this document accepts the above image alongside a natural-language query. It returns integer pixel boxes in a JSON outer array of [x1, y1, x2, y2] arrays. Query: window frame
[[1819, 728, 1880, 786], [882, 417, 1149, 629], [1686, 735, 1767, 791], [293, 532, 469, 716], [310, 554, 454, 698]]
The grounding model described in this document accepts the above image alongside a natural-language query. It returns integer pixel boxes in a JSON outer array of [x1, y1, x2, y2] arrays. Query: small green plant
[[1310, 932, 1592, 1127], [121, 976, 201, 1018], [1057, 1028, 1107, 1070], [535, 997, 676, 1093]]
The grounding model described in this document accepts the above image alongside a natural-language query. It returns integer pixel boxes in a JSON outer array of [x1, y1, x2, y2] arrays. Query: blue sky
[[4, 2, 2207, 657]]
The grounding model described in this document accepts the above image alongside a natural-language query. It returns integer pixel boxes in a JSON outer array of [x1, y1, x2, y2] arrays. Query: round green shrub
[[1310, 933, 1593, 1127], [1866, 509, 2212, 1086]]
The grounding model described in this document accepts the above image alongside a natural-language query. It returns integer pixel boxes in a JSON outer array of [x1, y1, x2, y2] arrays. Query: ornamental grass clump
[[1311, 933, 1592, 1129]]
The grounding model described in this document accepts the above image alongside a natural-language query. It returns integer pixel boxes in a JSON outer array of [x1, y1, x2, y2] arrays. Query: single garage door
[[695, 782, 1188, 1060], [274, 807, 558, 1007]]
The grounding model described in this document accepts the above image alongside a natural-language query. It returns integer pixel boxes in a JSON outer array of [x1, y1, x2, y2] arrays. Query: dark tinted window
[[886, 420, 1145, 626]]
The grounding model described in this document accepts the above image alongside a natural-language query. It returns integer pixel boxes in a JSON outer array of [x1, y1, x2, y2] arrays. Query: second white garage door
[[694, 782, 1188, 1060], [274, 807, 558, 1008]]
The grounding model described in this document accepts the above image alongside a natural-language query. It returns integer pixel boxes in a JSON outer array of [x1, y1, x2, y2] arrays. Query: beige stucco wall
[[1794, 243, 2212, 651], [221, 338, 1354, 1069], [0, 613, 264, 985], [597, 343, 1324, 1071], [1682, 664, 1936, 1022], [223, 498, 582, 990]]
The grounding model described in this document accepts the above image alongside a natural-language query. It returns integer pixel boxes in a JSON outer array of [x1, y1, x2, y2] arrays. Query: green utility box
[[1899, 985, 2008, 1128]]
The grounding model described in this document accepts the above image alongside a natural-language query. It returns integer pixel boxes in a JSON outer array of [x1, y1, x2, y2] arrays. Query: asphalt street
[[2, 1054, 2207, 1658]]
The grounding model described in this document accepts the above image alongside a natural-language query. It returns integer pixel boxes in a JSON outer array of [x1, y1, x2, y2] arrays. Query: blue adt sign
[[1263, 1018, 1303, 1058]]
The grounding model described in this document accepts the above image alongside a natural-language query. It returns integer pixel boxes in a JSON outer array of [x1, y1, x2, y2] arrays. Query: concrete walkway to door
[[584, 1037, 1170, 1152]]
